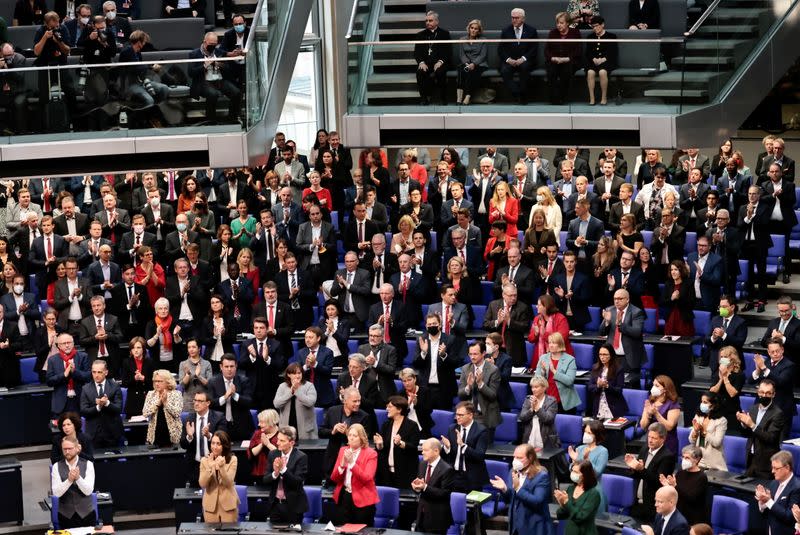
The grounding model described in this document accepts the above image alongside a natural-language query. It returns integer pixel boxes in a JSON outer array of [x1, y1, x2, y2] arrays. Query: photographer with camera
[[33, 11, 77, 131], [118, 30, 168, 110], [0, 42, 28, 134], [77, 14, 115, 64], [188, 32, 241, 125]]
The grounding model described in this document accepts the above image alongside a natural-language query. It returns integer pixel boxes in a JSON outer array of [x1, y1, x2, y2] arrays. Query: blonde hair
[[492, 181, 511, 204], [548, 332, 566, 352], [536, 186, 555, 206], [466, 18, 483, 35], [397, 215, 415, 233], [257, 409, 279, 426], [347, 423, 369, 448], [719, 346, 742, 372], [153, 369, 176, 390]]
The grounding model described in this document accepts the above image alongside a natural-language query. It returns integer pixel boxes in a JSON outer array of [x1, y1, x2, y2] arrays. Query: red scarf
[[155, 314, 173, 351], [59, 347, 77, 391], [134, 356, 144, 373]]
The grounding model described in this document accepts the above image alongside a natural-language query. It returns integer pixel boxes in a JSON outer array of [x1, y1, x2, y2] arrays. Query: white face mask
[[13, 284, 24, 295], [719, 357, 731, 368], [133, 224, 144, 234], [150, 197, 159, 207], [511, 459, 525, 472], [650, 386, 662, 397], [485, 344, 497, 355], [681, 458, 693, 471], [582, 432, 593, 445], [570, 472, 581, 484], [80, 16, 89, 24], [106, 10, 116, 20], [536, 195, 544, 203]]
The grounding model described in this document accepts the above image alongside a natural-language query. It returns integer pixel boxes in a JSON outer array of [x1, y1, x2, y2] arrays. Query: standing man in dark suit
[[390, 253, 426, 329], [493, 247, 536, 305], [179, 390, 227, 486], [109, 265, 151, 339], [86, 244, 121, 298], [118, 214, 158, 267], [165, 258, 207, 339], [646, 486, 689, 535], [686, 235, 723, 312], [600, 289, 647, 388], [164, 213, 199, 269], [761, 296, 800, 358], [593, 160, 625, 226], [413, 313, 460, 410], [291, 326, 335, 408], [79, 360, 123, 448], [208, 354, 254, 441], [238, 317, 284, 411], [413, 10, 451, 105], [678, 168, 711, 233], [0, 305, 20, 388], [763, 163, 798, 283], [566, 198, 605, 273], [54, 258, 92, 337], [187, 33, 241, 124], [411, 438, 454, 535], [275, 254, 316, 331], [263, 426, 309, 525], [468, 158, 502, 239], [483, 283, 532, 367], [216, 263, 255, 331], [441, 401, 489, 493], [254, 282, 294, 360], [29, 215, 70, 300], [30, 177, 65, 215], [739, 185, 775, 312], [0, 273, 41, 351], [357, 325, 399, 405], [95, 193, 131, 245], [750, 338, 797, 427], [510, 161, 543, 231], [550, 251, 593, 332], [717, 158, 750, 217], [650, 209, 686, 280], [755, 450, 800, 535], [428, 284, 470, 361], [707, 208, 742, 297], [337, 354, 381, 429], [499, 8, 537, 104], [606, 251, 645, 309], [368, 284, 409, 362], [608, 184, 645, 232], [45, 333, 91, 417], [295, 206, 337, 288], [361, 233, 399, 300], [54, 196, 90, 243], [759, 138, 795, 183], [624, 422, 676, 523], [737, 378, 785, 478], [319, 386, 371, 479], [79, 296, 124, 378], [344, 202, 380, 261], [704, 296, 747, 376], [330, 252, 372, 328]]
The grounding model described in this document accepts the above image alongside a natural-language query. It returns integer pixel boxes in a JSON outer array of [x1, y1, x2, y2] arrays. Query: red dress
[[544, 356, 561, 403], [663, 283, 695, 336], [302, 187, 334, 211], [528, 312, 573, 369], [242, 268, 260, 305]]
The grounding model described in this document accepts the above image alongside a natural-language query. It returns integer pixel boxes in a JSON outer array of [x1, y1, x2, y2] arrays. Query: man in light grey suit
[[428, 283, 469, 360], [458, 340, 501, 441], [357, 324, 399, 404], [274, 145, 307, 203], [599, 289, 647, 387], [520, 146, 551, 180], [296, 205, 337, 286], [477, 147, 509, 176], [6, 188, 43, 232], [329, 251, 373, 329]]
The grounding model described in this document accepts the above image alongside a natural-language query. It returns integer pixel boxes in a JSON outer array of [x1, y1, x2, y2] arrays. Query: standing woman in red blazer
[[330, 423, 379, 526], [528, 293, 573, 369]]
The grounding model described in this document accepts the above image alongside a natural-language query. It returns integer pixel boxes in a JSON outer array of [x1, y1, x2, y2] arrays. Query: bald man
[[641, 486, 689, 535], [188, 32, 241, 123]]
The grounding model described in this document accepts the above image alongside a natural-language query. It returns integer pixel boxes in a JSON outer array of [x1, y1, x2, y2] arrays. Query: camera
[[143, 77, 156, 96], [52, 30, 63, 42]]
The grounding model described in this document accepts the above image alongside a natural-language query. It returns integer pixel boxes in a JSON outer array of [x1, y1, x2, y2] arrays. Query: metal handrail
[[348, 37, 686, 45], [684, 0, 723, 36], [0, 55, 242, 73], [345, 0, 360, 40], [243, 0, 265, 52], [350, 0, 383, 106]]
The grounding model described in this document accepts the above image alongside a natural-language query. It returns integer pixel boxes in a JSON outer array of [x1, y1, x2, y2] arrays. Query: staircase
[[349, 0, 775, 106]]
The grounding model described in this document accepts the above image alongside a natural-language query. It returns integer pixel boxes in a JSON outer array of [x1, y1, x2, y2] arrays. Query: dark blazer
[[79, 313, 124, 375], [414, 458, 455, 532], [738, 198, 775, 252], [593, 175, 625, 216], [319, 404, 372, 479], [608, 201, 645, 232], [86, 261, 122, 296], [46, 351, 91, 415], [441, 244, 486, 278], [291, 346, 335, 408], [179, 409, 227, 461], [357, 342, 399, 404], [498, 23, 538, 66], [413, 333, 460, 404], [761, 316, 800, 356], [0, 291, 41, 331], [164, 275, 208, 323], [650, 223, 687, 266], [587, 365, 628, 418], [760, 475, 800, 535], [274, 268, 316, 328], [717, 172, 750, 216], [199, 315, 237, 358], [599, 305, 647, 371], [337, 370, 382, 417], [660, 279, 696, 326], [120, 356, 155, 417], [0, 319, 21, 387], [216, 276, 255, 328], [686, 251, 723, 311], [207, 373, 255, 441], [442, 421, 489, 491], [566, 215, 605, 259], [343, 217, 380, 256], [630, 444, 675, 521], [741, 402, 785, 478], [262, 448, 309, 518], [628, 0, 660, 28], [397, 385, 434, 438], [376, 417, 421, 489], [144, 319, 187, 366], [706, 225, 743, 279], [491, 352, 515, 412], [550, 271, 592, 330], [493, 264, 536, 305], [607, 267, 645, 309], [163, 230, 199, 268], [320, 316, 351, 361], [360, 249, 399, 293], [238, 337, 284, 410], [389, 269, 426, 328], [762, 179, 799, 228], [222, 27, 250, 53], [95, 208, 131, 243], [79, 379, 124, 447], [329, 268, 372, 324], [483, 299, 533, 367], [653, 509, 690, 535], [109, 282, 153, 338], [519, 394, 560, 449], [760, 155, 796, 183], [53, 278, 92, 329], [54, 213, 90, 238], [413, 26, 452, 68], [704, 314, 747, 370], [750, 357, 797, 418], [368, 300, 409, 360], [117, 231, 158, 267], [253, 300, 295, 357], [28, 233, 69, 293]]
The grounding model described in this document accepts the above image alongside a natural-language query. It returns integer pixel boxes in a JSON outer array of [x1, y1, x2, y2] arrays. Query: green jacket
[[556, 485, 601, 535]]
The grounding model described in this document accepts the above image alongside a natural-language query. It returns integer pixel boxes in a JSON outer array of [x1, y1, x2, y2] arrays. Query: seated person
[[118, 30, 169, 109], [189, 32, 241, 124], [163, 0, 205, 17]]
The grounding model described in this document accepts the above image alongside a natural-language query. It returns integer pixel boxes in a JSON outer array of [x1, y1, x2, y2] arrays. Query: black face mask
[[426, 326, 440, 336], [758, 396, 773, 407]]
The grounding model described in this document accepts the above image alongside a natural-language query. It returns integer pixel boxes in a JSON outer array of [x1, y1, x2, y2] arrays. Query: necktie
[[613, 311, 623, 349], [358, 221, 364, 243], [290, 273, 299, 309], [268, 304, 275, 330], [548, 260, 554, 276], [353, 377, 359, 390], [722, 318, 729, 331], [232, 280, 240, 319], [509, 267, 516, 281], [515, 27, 521, 40], [308, 350, 316, 383], [225, 380, 233, 421], [168, 172, 176, 201], [779, 319, 787, 334], [283, 207, 289, 222], [425, 463, 432, 483], [622, 271, 629, 287], [266, 231, 274, 260], [460, 427, 467, 470], [46, 236, 52, 258], [198, 415, 206, 457], [97, 318, 106, 356], [444, 304, 451, 334], [276, 455, 287, 499], [459, 248, 466, 262], [128, 285, 136, 323], [97, 382, 104, 397], [501, 304, 508, 340], [384, 304, 391, 343], [376, 254, 383, 287], [257, 341, 263, 359], [135, 234, 141, 247], [402, 274, 409, 302]]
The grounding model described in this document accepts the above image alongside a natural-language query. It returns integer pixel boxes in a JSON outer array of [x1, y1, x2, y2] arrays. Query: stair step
[[685, 38, 751, 50], [367, 89, 420, 99], [648, 71, 721, 82], [695, 24, 758, 35], [714, 7, 771, 18], [379, 12, 425, 24], [671, 55, 735, 66], [643, 88, 709, 98]]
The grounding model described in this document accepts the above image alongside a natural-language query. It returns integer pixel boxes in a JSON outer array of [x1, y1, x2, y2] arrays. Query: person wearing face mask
[[567, 420, 609, 512], [118, 213, 157, 267], [688, 392, 727, 471], [189, 32, 242, 124], [737, 378, 785, 479], [222, 14, 247, 83], [101, 0, 131, 51], [554, 460, 601, 535], [639, 375, 681, 454], [708, 346, 744, 436], [703, 296, 746, 376], [490, 444, 554, 535], [659, 446, 709, 526], [0, 272, 41, 351], [64, 4, 93, 48]]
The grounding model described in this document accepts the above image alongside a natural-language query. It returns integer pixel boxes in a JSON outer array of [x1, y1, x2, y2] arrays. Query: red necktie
[[501, 304, 508, 342], [459, 248, 466, 262], [613, 310, 623, 349], [402, 275, 408, 302], [548, 260, 554, 276], [425, 463, 432, 483], [43, 179, 51, 212], [268, 304, 275, 330], [384, 305, 391, 343], [444, 305, 451, 334], [46, 236, 52, 258], [97, 318, 106, 356], [167, 172, 176, 201]]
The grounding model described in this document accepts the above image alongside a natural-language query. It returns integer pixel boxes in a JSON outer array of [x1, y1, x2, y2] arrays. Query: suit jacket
[[762, 316, 800, 356], [0, 319, 21, 386], [79, 379, 124, 446], [254, 300, 295, 356], [628, 0, 660, 30], [549, 271, 592, 330], [330, 446, 379, 507], [442, 243, 486, 277], [415, 458, 455, 532], [675, 154, 711, 183], [275, 268, 317, 328], [742, 403, 785, 478], [679, 182, 711, 226], [478, 152, 510, 176], [457, 361, 501, 429], [77, 237, 114, 268], [493, 264, 536, 305], [141, 203, 177, 236], [376, 416, 421, 488], [46, 351, 91, 415], [262, 448, 309, 515], [499, 23, 538, 65], [428, 302, 469, 359], [566, 215, 605, 259], [442, 421, 489, 491], [368, 300, 409, 359], [164, 275, 208, 324], [199, 455, 238, 514], [413, 26, 452, 67], [295, 220, 337, 271], [483, 299, 533, 367], [750, 357, 797, 418], [357, 342, 399, 404], [706, 225, 743, 277], [29, 178, 65, 209], [329, 268, 372, 324], [28, 233, 69, 291], [360, 249, 399, 294], [608, 201, 645, 232], [650, 223, 687, 266], [95, 208, 131, 242], [338, 370, 382, 417], [238, 337, 284, 410], [593, 176, 625, 217], [686, 251, 723, 311], [599, 305, 647, 370], [319, 405, 372, 478], [607, 267, 645, 309], [0, 291, 41, 332], [717, 172, 750, 215], [109, 282, 152, 337], [555, 157, 591, 180], [761, 475, 800, 535], [164, 230, 199, 268], [5, 202, 43, 232], [179, 409, 227, 462], [704, 314, 747, 367], [217, 276, 255, 328], [117, 231, 158, 266], [440, 197, 474, 231], [291, 346, 335, 408], [653, 509, 690, 535], [207, 373, 255, 440], [760, 155, 796, 183], [632, 444, 675, 521], [271, 202, 303, 243], [389, 270, 426, 328], [53, 278, 92, 329], [763, 179, 799, 227], [413, 333, 460, 402], [53, 213, 90, 238], [86, 261, 122, 296], [79, 314, 124, 374], [738, 198, 775, 251]]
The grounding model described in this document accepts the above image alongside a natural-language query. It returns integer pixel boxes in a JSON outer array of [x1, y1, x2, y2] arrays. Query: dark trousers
[[769, 221, 793, 275], [0, 91, 29, 133], [58, 511, 95, 529], [427, 383, 454, 410], [269, 500, 303, 525], [500, 61, 533, 101], [196, 79, 242, 122], [742, 241, 768, 301], [333, 490, 375, 527], [456, 65, 486, 95], [546, 62, 575, 104], [416, 61, 447, 103]]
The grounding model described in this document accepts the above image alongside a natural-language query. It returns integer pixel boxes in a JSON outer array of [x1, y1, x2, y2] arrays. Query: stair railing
[[347, 0, 384, 107]]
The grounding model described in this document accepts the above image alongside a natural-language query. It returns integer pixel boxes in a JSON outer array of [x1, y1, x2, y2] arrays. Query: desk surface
[[0, 456, 20, 470], [94, 444, 185, 460], [0, 383, 53, 397], [705, 469, 764, 494], [178, 522, 432, 535]]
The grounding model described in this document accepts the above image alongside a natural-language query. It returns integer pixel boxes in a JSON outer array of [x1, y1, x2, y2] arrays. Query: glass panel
[[0, 57, 246, 139], [277, 50, 319, 155]]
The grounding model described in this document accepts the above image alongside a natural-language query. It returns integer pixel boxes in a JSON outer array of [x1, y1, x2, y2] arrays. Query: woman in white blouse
[[530, 186, 563, 235], [317, 300, 350, 367], [200, 294, 236, 373]]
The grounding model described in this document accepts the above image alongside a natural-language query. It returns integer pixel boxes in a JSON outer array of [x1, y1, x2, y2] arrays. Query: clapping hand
[[273, 455, 285, 475], [490, 475, 508, 492], [755, 484, 772, 504], [659, 473, 676, 486], [736, 411, 754, 428], [440, 434, 451, 450], [411, 477, 425, 492], [186, 420, 195, 437], [343, 448, 355, 466], [553, 489, 568, 506], [373, 434, 384, 448], [754, 354, 766, 371]]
